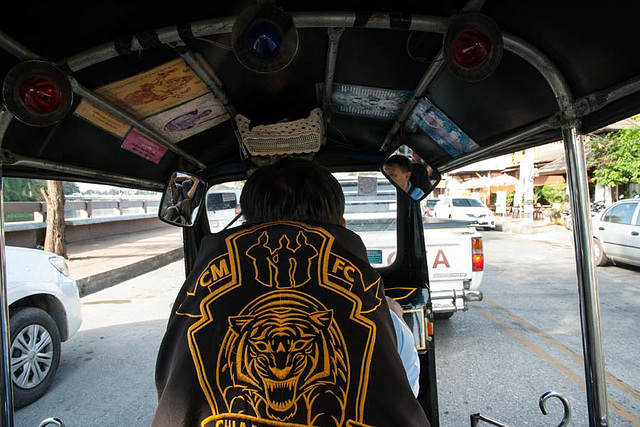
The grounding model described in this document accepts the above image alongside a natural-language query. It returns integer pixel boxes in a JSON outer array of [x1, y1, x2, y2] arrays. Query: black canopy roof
[[1, 0, 639, 190]]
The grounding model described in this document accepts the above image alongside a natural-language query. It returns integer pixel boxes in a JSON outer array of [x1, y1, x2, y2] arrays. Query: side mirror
[[381, 144, 441, 201], [158, 172, 207, 227]]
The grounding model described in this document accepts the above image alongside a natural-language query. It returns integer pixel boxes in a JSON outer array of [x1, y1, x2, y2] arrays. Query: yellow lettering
[[211, 259, 230, 281], [344, 266, 355, 283], [239, 423, 247, 427], [332, 258, 346, 274], [215, 421, 223, 427], [199, 269, 212, 288]]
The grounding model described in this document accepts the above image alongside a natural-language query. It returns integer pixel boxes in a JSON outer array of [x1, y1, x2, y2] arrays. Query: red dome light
[[452, 29, 492, 69], [19, 76, 62, 114]]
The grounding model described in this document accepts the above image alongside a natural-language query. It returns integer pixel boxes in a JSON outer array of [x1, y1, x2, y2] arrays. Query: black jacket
[[153, 220, 430, 427]]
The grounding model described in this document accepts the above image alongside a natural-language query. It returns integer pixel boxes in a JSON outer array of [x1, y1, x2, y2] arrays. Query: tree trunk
[[40, 180, 67, 259]]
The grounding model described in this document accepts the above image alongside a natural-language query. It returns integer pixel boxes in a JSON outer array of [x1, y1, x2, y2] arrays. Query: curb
[[76, 248, 184, 297]]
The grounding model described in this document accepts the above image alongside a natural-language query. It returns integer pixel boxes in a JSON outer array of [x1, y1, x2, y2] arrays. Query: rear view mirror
[[158, 172, 207, 227], [382, 145, 441, 201]]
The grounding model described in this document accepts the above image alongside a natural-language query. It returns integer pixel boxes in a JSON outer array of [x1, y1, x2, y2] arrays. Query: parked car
[[6, 246, 82, 408], [433, 196, 496, 230], [593, 199, 640, 267]]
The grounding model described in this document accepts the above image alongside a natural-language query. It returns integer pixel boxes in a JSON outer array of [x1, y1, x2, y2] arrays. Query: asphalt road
[[15, 231, 640, 426]]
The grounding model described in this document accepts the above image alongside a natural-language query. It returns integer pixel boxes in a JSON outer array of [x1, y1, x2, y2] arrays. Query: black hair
[[384, 154, 413, 173], [240, 157, 345, 225]]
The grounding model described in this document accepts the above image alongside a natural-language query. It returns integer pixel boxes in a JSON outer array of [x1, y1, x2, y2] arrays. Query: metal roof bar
[[439, 115, 558, 173], [322, 27, 344, 123], [0, 150, 163, 191]]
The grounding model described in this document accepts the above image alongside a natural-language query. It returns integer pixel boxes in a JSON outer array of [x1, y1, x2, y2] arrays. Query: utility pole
[[521, 148, 535, 232]]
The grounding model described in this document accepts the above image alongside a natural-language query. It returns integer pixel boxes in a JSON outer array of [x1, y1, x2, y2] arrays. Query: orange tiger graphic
[[217, 291, 349, 426]]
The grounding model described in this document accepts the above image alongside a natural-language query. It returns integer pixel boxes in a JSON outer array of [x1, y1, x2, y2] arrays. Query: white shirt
[[389, 310, 421, 396]]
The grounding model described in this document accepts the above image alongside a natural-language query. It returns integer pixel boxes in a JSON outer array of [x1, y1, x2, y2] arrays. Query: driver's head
[[383, 155, 413, 191], [240, 157, 345, 225]]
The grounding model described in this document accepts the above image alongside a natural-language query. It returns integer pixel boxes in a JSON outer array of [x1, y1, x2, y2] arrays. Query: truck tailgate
[[424, 227, 477, 286]]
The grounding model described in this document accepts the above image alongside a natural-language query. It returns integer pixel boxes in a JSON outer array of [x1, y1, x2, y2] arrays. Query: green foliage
[[539, 184, 567, 204], [506, 192, 514, 206], [3, 178, 80, 201], [63, 182, 80, 195], [3, 178, 45, 201], [534, 186, 543, 203], [588, 127, 640, 186]]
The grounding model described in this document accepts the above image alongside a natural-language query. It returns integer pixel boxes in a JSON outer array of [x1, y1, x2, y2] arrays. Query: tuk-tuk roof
[[1, 1, 639, 190]]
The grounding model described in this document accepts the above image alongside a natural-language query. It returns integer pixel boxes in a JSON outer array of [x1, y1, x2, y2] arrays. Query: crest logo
[[218, 291, 349, 425], [247, 231, 318, 288]]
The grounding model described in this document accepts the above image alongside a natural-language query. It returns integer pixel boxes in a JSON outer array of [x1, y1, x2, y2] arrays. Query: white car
[[6, 246, 82, 408], [206, 188, 244, 233], [433, 196, 496, 230], [593, 199, 640, 267]]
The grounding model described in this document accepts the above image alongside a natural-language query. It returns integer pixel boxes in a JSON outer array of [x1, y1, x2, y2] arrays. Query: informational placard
[[74, 58, 229, 162], [74, 100, 131, 138], [367, 249, 383, 265], [409, 98, 479, 158], [358, 176, 378, 196], [320, 83, 411, 120], [496, 191, 507, 215], [121, 129, 168, 164]]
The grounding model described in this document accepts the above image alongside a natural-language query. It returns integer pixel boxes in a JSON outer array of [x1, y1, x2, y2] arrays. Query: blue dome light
[[247, 20, 283, 59]]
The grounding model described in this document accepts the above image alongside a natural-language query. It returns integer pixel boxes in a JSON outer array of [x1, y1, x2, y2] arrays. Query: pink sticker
[[122, 129, 168, 164]]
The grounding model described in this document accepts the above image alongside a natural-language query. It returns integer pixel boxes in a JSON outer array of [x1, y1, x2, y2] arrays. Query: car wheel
[[10, 307, 61, 408], [593, 238, 610, 267]]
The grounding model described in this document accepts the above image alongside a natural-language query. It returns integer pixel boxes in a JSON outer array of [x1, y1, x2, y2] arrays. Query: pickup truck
[[339, 175, 484, 319], [205, 174, 484, 319]]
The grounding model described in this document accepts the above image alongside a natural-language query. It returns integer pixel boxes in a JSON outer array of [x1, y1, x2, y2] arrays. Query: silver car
[[593, 199, 640, 267]]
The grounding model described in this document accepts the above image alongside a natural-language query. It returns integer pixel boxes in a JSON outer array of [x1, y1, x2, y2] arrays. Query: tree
[[588, 127, 640, 193], [3, 178, 79, 258], [538, 184, 568, 204], [40, 181, 68, 258]]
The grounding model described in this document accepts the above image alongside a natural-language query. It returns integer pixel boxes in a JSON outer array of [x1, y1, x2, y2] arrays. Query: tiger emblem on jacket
[[217, 291, 349, 426]]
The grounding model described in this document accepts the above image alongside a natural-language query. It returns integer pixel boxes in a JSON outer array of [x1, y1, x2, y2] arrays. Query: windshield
[[205, 184, 244, 233], [453, 198, 485, 208], [204, 173, 398, 266], [337, 172, 398, 268]]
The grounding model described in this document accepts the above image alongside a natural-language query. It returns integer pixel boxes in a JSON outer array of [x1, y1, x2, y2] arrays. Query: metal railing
[[3, 198, 161, 223]]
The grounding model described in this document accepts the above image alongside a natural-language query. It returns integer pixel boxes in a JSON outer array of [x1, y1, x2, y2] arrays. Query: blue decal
[[409, 98, 478, 158], [367, 250, 383, 264]]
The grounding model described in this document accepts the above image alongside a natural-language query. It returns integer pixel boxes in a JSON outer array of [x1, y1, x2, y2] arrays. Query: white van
[[206, 188, 243, 233]]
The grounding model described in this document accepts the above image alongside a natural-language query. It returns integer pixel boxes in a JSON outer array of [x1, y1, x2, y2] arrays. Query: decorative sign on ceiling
[[408, 98, 478, 158], [318, 83, 411, 120], [74, 58, 229, 162]]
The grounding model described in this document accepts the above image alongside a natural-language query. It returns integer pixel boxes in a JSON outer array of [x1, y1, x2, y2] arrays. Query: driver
[[152, 157, 430, 427], [383, 154, 425, 200]]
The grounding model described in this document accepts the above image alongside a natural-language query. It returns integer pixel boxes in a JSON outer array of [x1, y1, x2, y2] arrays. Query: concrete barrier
[[5, 214, 171, 248]]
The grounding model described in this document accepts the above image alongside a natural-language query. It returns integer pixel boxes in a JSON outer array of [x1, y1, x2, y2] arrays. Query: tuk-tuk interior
[[1, 1, 640, 426]]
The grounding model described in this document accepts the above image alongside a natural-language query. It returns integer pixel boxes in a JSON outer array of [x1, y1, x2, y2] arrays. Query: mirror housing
[[158, 172, 207, 227], [381, 144, 441, 201]]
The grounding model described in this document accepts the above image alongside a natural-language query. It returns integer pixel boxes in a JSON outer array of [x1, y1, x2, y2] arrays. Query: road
[[15, 231, 640, 426]]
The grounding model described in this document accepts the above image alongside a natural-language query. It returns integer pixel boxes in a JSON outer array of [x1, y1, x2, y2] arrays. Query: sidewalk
[[496, 216, 574, 247], [66, 226, 183, 296]]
